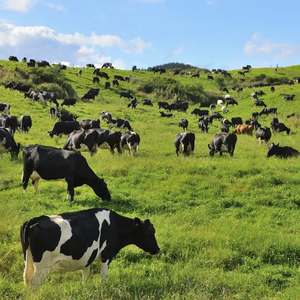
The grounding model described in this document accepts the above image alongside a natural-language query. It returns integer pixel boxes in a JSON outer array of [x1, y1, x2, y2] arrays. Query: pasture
[[1, 61, 300, 299]]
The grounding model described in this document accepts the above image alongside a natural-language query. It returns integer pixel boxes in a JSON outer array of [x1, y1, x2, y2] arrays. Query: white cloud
[[129, 37, 152, 54], [0, 0, 36, 12], [166, 46, 186, 59], [206, 0, 217, 5], [45, 3, 67, 12]]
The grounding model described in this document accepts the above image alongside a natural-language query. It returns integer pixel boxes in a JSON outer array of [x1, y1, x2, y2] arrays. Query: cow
[[178, 119, 189, 130], [57, 111, 78, 122], [40, 91, 59, 107], [221, 105, 228, 113], [284, 94, 295, 101], [209, 104, 216, 111], [191, 109, 209, 117], [114, 75, 125, 81], [120, 131, 140, 156], [0, 103, 10, 114], [256, 126, 271, 145], [61, 98, 77, 108], [142, 99, 153, 106], [107, 118, 133, 131], [191, 73, 199, 78], [112, 79, 119, 87], [173, 70, 180, 75], [254, 100, 267, 107], [9, 55, 18, 62], [93, 69, 109, 80], [270, 118, 279, 127], [102, 62, 114, 68], [100, 111, 112, 123], [270, 86, 275, 93], [48, 121, 80, 138], [19, 115, 32, 133], [27, 61, 35, 67], [5, 81, 15, 89], [25, 91, 46, 106], [86, 64, 95, 68], [20, 208, 159, 290], [82, 92, 96, 101], [49, 107, 58, 119], [252, 112, 260, 120], [21, 144, 111, 202], [233, 125, 254, 136], [93, 129, 122, 154], [174, 132, 195, 156], [132, 65, 137, 71], [271, 123, 290, 135], [259, 107, 278, 116], [231, 117, 243, 127], [198, 117, 209, 133], [14, 83, 31, 93], [211, 112, 223, 120], [105, 82, 111, 89], [63, 129, 99, 155], [207, 75, 214, 80], [158, 101, 169, 109], [266, 143, 299, 159], [160, 111, 174, 118], [93, 77, 100, 84], [245, 119, 261, 130], [238, 71, 245, 76], [0, 114, 19, 134], [208, 133, 237, 157], [37, 60, 50, 67], [76, 70, 82, 76], [127, 98, 137, 109], [221, 117, 232, 127], [225, 98, 238, 106], [120, 91, 133, 99], [79, 119, 100, 130], [0, 128, 20, 158], [217, 100, 224, 107]]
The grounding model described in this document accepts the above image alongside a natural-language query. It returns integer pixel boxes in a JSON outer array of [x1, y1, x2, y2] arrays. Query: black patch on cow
[[30, 216, 61, 263], [99, 219, 109, 251], [60, 210, 100, 260], [85, 249, 98, 267]]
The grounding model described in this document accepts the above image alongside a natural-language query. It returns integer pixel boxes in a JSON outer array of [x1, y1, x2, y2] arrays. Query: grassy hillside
[[1, 60, 300, 299]]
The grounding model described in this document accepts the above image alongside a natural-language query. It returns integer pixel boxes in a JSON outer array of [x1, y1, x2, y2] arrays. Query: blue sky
[[0, 0, 299, 70]]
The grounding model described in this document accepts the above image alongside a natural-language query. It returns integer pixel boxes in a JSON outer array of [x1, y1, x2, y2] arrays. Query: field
[[1, 61, 300, 299]]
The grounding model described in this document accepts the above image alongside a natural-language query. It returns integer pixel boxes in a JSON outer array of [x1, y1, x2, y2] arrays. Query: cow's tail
[[20, 219, 37, 287]]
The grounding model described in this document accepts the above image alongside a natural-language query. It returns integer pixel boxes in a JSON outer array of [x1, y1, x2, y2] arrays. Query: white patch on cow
[[220, 145, 229, 152], [101, 259, 109, 281]]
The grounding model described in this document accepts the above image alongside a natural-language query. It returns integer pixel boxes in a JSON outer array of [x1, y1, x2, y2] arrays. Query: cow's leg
[[82, 266, 90, 281], [100, 258, 110, 281], [29, 263, 48, 290], [66, 177, 75, 202], [33, 179, 40, 194], [23, 248, 35, 288], [22, 160, 34, 192]]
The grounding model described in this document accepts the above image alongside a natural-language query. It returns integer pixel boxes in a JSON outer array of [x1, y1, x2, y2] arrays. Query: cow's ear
[[277, 143, 280, 146], [134, 218, 142, 227]]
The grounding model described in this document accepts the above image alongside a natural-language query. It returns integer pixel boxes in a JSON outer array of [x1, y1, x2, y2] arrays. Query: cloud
[[206, 0, 217, 5], [129, 37, 152, 54], [244, 33, 300, 59], [0, 0, 36, 12], [45, 3, 67, 12], [165, 46, 186, 60]]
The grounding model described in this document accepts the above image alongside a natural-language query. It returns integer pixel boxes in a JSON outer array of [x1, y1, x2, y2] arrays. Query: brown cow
[[233, 125, 254, 136]]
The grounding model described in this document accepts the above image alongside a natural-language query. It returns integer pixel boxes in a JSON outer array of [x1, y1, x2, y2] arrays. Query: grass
[[0, 61, 300, 299]]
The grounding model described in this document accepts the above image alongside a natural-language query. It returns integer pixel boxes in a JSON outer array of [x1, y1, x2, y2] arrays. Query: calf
[[48, 121, 80, 138], [271, 123, 290, 135], [178, 119, 189, 130], [19, 115, 32, 133], [233, 125, 254, 136], [121, 131, 140, 156], [22, 144, 111, 202], [0, 128, 20, 158], [208, 132, 237, 157], [20, 208, 159, 290], [174, 132, 195, 156], [93, 76, 100, 84], [79, 119, 100, 130], [256, 126, 271, 144], [267, 143, 299, 159]]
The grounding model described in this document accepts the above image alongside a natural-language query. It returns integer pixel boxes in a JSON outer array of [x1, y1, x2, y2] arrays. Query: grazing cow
[[259, 107, 278, 116], [233, 125, 254, 136], [208, 133, 237, 157], [178, 119, 189, 130], [0, 128, 20, 158], [217, 100, 224, 106], [86, 64, 95, 68], [107, 118, 133, 131], [48, 121, 80, 138], [256, 126, 271, 145], [191, 73, 200, 78], [93, 77, 100, 84], [82, 92, 95, 101], [173, 70, 180, 75], [49, 107, 58, 119], [207, 75, 214, 80], [160, 111, 174, 118], [93, 129, 122, 154], [0, 103, 10, 114], [238, 71, 245, 76], [221, 105, 228, 113], [114, 75, 125, 81], [37, 61, 50, 67], [174, 132, 195, 156], [20, 208, 159, 290], [93, 69, 109, 80], [61, 98, 77, 108], [40, 91, 59, 107], [254, 100, 267, 107], [76, 70, 82, 76], [102, 62, 114, 68], [63, 129, 99, 155], [271, 123, 290, 135], [221, 117, 232, 127], [209, 104, 216, 111], [19, 115, 32, 133], [9, 55, 18, 62], [132, 65, 137, 71], [231, 117, 243, 127], [22, 145, 111, 202], [127, 98, 137, 109], [245, 119, 261, 130], [270, 86, 275, 93], [284, 94, 295, 101], [5, 81, 15, 89], [211, 111, 223, 120], [57, 111, 78, 122], [222, 87, 229, 93], [112, 79, 119, 87], [158, 101, 169, 109], [0, 114, 19, 134], [270, 118, 279, 127], [14, 83, 31, 93], [100, 111, 112, 123], [266, 143, 299, 159], [142, 99, 153, 106], [225, 98, 238, 106], [198, 117, 209, 133], [121, 131, 140, 156], [191, 109, 209, 117], [252, 112, 260, 120], [105, 82, 111, 89], [120, 91, 133, 99], [79, 119, 100, 130], [221, 124, 230, 133]]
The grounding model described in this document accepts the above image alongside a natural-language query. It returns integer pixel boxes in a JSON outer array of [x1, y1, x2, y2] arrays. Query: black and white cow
[[127, 98, 137, 109], [114, 75, 125, 81], [191, 109, 209, 117], [142, 99, 153, 106], [271, 123, 290, 135], [105, 82, 111, 89], [100, 111, 112, 123], [49, 107, 58, 119], [256, 126, 271, 144], [40, 91, 59, 107], [121, 131, 140, 156], [174, 132, 195, 156], [208, 133, 237, 157], [79, 119, 100, 130], [61, 98, 76, 108], [225, 98, 238, 106], [48, 121, 80, 138], [112, 79, 119, 87], [93, 129, 122, 154], [158, 101, 169, 109], [198, 117, 209, 133], [120, 91, 133, 99], [108, 118, 133, 132], [20, 208, 159, 290], [259, 107, 278, 116], [0, 103, 10, 114], [19, 115, 32, 133], [178, 119, 189, 130], [63, 129, 99, 155], [231, 117, 243, 126], [0, 128, 20, 158], [0, 114, 19, 134], [57, 111, 78, 122], [160, 111, 174, 118], [93, 77, 100, 84], [266, 143, 299, 159], [22, 145, 111, 202]]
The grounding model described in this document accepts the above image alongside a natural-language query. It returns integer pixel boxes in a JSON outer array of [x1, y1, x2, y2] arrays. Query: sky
[[0, 0, 299, 71]]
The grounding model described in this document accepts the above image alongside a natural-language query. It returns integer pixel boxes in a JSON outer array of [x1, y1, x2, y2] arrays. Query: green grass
[[1, 61, 300, 299]]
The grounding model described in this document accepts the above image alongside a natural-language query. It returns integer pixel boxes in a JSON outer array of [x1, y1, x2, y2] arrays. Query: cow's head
[[208, 144, 215, 156], [266, 143, 279, 158], [48, 131, 54, 138], [11, 143, 20, 158], [92, 177, 111, 201], [133, 218, 160, 255]]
